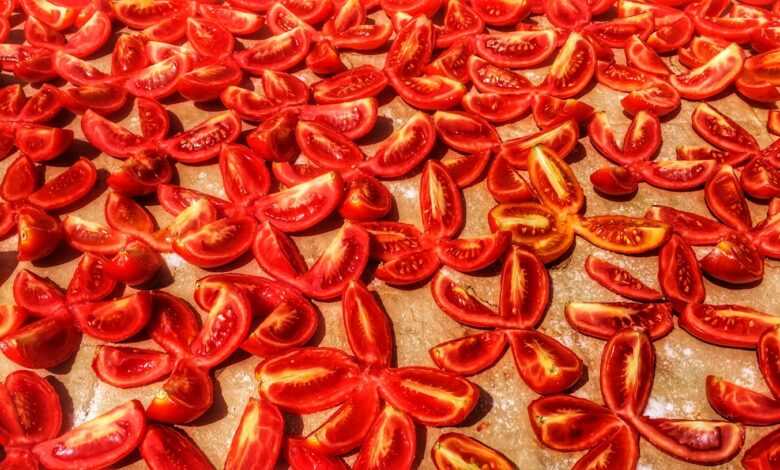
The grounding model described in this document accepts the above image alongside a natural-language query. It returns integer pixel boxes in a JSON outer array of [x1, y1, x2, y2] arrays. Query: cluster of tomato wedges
[[1, 0, 780, 466]]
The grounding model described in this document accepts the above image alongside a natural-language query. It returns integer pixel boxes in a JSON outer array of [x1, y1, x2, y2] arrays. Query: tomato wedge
[[475, 30, 556, 68], [496, 120, 579, 169], [706, 376, 780, 425], [124, 54, 187, 99], [225, 398, 284, 469], [565, 302, 674, 340], [13, 269, 65, 315], [669, 43, 744, 100], [544, 32, 595, 98], [680, 303, 780, 349], [528, 395, 621, 451], [296, 120, 364, 170], [17, 207, 63, 261], [235, 27, 310, 73], [468, 56, 534, 95], [527, 145, 584, 214], [691, 103, 759, 153], [140, 425, 212, 470], [584, 255, 662, 302], [147, 361, 213, 424], [312, 64, 388, 104], [362, 112, 435, 178], [600, 329, 654, 418], [573, 215, 670, 255], [298, 98, 377, 140], [431, 433, 514, 470], [507, 329, 582, 394], [389, 73, 466, 111], [430, 331, 508, 376], [420, 160, 464, 239], [92, 346, 173, 388], [73, 293, 152, 342], [27, 158, 96, 210], [298, 223, 370, 300], [163, 112, 241, 164], [632, 417, 744, 465], [433, 111, 499, 153], [81, 109, 149, 158], [305, 381, 380, 455], [353, 405, 415, 470], [254, 172, 343, 232]]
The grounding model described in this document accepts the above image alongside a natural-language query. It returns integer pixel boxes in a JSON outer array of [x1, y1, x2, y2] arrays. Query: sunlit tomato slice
[[742, 156, 780, 200], [265, 3, 317, 36], [177, 63, 243, 102], [461, 89, 532, 123], [507, 329, 582, 394], [72, 292, 152, 342], [433, 110, 499, 153], [0, 316, 81, 368], [18, 84, 62, 123], [104, 240, 163, 285], [107, 149, 172, 197], [596, 61, 658, 92], [111, 0, 179, 28], [388, 73, 466, 111], [17, 207, 63, 261], [657, 233, 705, 306], [584, 255, 662, 302], [260, 68, 308, 105], [92, 345, 172, 388], [14, 125, 73, 163], [362, 221, 426, 260], [124, 54, 187, 99], [758, 326, 780, 399], [700, 232, 764, 285], [103, 192, 154, 238], [680, 303, 780, 348], [257, 347, 361, 413], [219, 144, 270, 208], [436, 231, 510, 273], [636, 159, 717, 191], [2, 369, 61, 446], [378, 367, 478, 426], [622, 81, 681, 117], [244, 298, 318, 357], [496, 120, 578, 169], [431, 432, 513, 470], [600, 329, 654, 418], [173, 216, 255, 268], [544, 0, 589, 30], [565, 302, 673, 340], [527, 145, 584, 214], [544, 32, 595, 98], [585, 13, 654, 48], [353, 405, 415, 470], [305, 380, 379, 455], [0, 305, 26, 340], [312, 65, 387, 104], [15, 48, 58, 83], [496, 247, 548, 328], [474, 30, 555, 69], [467, 56, 533, 95], [306, 40, 346, 75], [573, 215, 670, 255], [420, 160, 464, 239], [692, 103, 758, 154], [632, 417, 744, 465], [487, 156, 534, 203], [110, 33, 148, 77], [742, 427, 780, 470], [361, 112, 434, 178], [235, 27, 310, 73], [1, 156, 38, 203], [12, 269, 65, 316], [425, 38, 473, 83], [140, 425, 212, 470], [429, 271, 501, 328], [186, 18, 233, 60], [488, 202, 574, 263], [705, 165, 752, 232], [147, 361, 213, 424], [254, 172, 343, 232], [430, 331, 507, 375], [342, 281, 393, 366], [440, 150, 491, 188], [670, 43, 743, 100], [296, 120, 364, 170], [589, 111, 661, 165], [576, 423, 639, 470], [33, 401, 146, 469], [532, 95, 593, 129], [26, 158, 94, 210], [645, 205, 730, 246], [157, 184, 229, 217], [60, 84, 127, 116], [20, 0, 75, 30], [298, 223, 370, 300], [528, 395, 621, 451], [339, 173, 392, 221], [706, 376, 780, 425], [435, 0, 483, 48], [145, 292, 200, 357], [625, 34, 670, 76], [198, 4, 263, 35], [224, 398, 283, 470], [80, 110, 148, 159], [299, 99, 376, 141], [252, 221, 307, 285], [163, 111, 241, 164], [220, 86, 277, 122], [471, 0, 527, 25]]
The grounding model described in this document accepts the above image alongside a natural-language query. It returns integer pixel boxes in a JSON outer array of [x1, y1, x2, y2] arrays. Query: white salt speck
[[645, 397, 675, 418], [163, 253, 185, 268], [682, 401, 695, 414], [637, 464, 654, 470], [737, 366, 758, 388], [401, 186, 417, 200], [75, 385, 105, 425], [682, 347, 693, 357]]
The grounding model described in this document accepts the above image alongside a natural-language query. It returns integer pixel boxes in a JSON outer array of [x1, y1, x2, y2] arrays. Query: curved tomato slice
[[235, 27, 310, 73], [312, 64, 387, 104], [528, 395, 621, 451], [353, 405, 415, 470], [0, 317, 81, 369], [584, 255, 662, 302], [600, 329, 654, 418], [575, 423, 639, 470], [362, 221, 426, 261], [389, 73, 466, 111], [18, 85, 62, 123], [467, 56, 534, 95], [441, 150, 491, 188], [104, 192, 155, 238], [496, 247, 548, 328], [532, 95, 593, 129], [436, 0, 483, 49], [299, 223, 370, 300], [305, 380, 380, 455], [633, 417, 744, 465], [596, 61, 657, 93], [497, 120, 578, 169], [252, 221, 307, 285], [140, 425, 212, 470], [107, 149, 173, 197], [198, 4, 264, 35], [173, 216, 255, 268], [425, 38, 473, 83], [53, 50, 111, 86], [244, 298, 319, 357], [420, 160, 464, 239], [589, 111, 661, 165], [72, 292, 152, 342], [670, 43, 743, 100], [163, 111, 241, 164], [625, 34, 670, 76], [142, 13, 188, 43], [104, 240, 163, 286], [488, 202, 574, 263], [527, 145, 584, 214], [636, 159, 718, 191], [245, 109, 299, 161], [658, 234, 706, 306], [585, 13, 654, 48], [92, 346, 173, 388], [0, 305, 26, 340], [705, 165, 752, 231], [378, 367, 478, 426], [507, 329, 582, 395], [13, 269, 65, 315], [645, 205, 731, 245], [544, 0, 589, 30], [706, 376, 780, 425], [343, 281, 393, 366], [81, 109, 148, 158], [680, 303, 780, 349], [430, 331, 507, 376], [692, 103, 758, 153], [622, 81, 681, 117], [220, 144, 271, 207], [431, 432, 514, 470], [486, 156, 534, 203], [741, 156, 780, 200], [13, 125, 70, 163], [362, 112, 435, 178], [384, 15, 433, 77], [4, 369, 62, 445], [61, 84, 128, 116], [111, 0, 179, 28], [759, 327, 780, 399], [21, 0, 75, 30], [565, 302, 674, 340], [33, 401, 147, 470], [700, 232, 764, 285], [225, 398, 283, 470], [177, 63, 243, 102], [296, 120, 364, 170], [220, 86, 277, 122], [436, 231, 510, 273], [63, 215, 126, 254], [147, 291, 200, 356], [433, 110, 499, 153], [462, 89, 532, 124], [544, 32, 595, 98], [474, 30, 555, 69], [124, 55, 187, 99], [186, 285, 251, 368], [186, 17, 233, 60], [256, 347, 361, 413], [299, 98, 377, 140], [306, 40, 346, 75], [742, 427, 780, 470], [147, 361, 213, 424], [430, 271, 502, 328], [471, 0, 528, 25], [573, 215, 670, 255], [17, 207, 63, 262], [254, 172, 343, 232], [111, 33, 148, 76]]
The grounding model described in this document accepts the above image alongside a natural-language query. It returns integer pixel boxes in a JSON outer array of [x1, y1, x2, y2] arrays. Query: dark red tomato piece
[[198, 4, 264, 35], [633, 417, 744, 465], [700, 232, 764, 285], [124, 54, 188, 99], [474, 29, 555, 69], [528, 395, 621, 451], [462, 89, 532, 123], [706, 375, 780, 425], [645, 205, 730, 246], [163, 112, 241, 164], [742, 427, 780, 470], [15, 126, 73, 163], [600, 329, 654, 418], [173, 216, 255, 268], [565, 302, 674, 340], [328, 24, 393, 52], [140, 425, 213, 470], [575, 424, 639, 470], [12, 270, 64, 315], [111, 0, 179, 28], [385, 15, 434, 77], [254, 172, 343, 232], [588, 111, 660, 166], [527, 145, 584, 214], [60, 84, 128, 115], [261, 69, 309, 105], [431, 433, 514, 470], [362, 221, 426, 261], [636, 159, 717, 191], [0, 305, 26, 339], [584, 255, 662, 302], [105, 240, 163, 285], [242, 297, 319, 357], [471, 0, 528, 25], [147, 292, 201, 356], [224, 398, 283, 470], [420, 160, 464, 239], [596, 61, 657, 92], [63, 215, 125, 254], [279, 0, 333, 24], [52, 50, 112, 86], [532, 95, 593, 129], [299, 98, 377, 140], [312, 64, 388, 104], [759, 326, 780, 399], [60, 10, 111, 58], [92, 346, 173, 388], [220, 86, 278, 123], [0, 316, 81, 369], [670, 44, 744, 100], [622, 81, 681, 117], [186, 17, 233, 59], [467, 56, 533, 95], [381, 0, 440, 17], [18, 84, 62, 123], [27, 158, 96, 210], [544, 0, 589, 30], [680, 303, 780, 348], [342, 281, 393, 366], [433, 111, 499, 153], [440, 150, 491, 188], [585, 12, 654, 48], [235, 27, 310, 73], [361, 112, 435, 178], [4, 369, 62, 445], [188, 286, 252, 368], [265, 3, 318, 36], [705, 165, 752, 231], [111, 33, 149, 76], [15, 48, 58, 83], [104, 191, 155, 237], [81, 110, 149, 158], [590, 166, 638, 197], [107, 149, 173, 197], [288, 441, 348, 470], [487, 156, 534, 203], [20, 0, 76, 30], [220, 144, 271, 207], [339, 173, 392, 221], [326, 0, 365, 33], [178, 63, 243, 102], [353, 405, 415, 470], [72, 292, 152, 342], [296, 120, 364, 170], [146, 361, 213, 424], [625, 34, 670, 76], [141, 13, 188, 43], [306, 40, 346, 75], [1, 156, 38, 202], [257, 347, 361, 413], [497, 247, 549, 328], [376, 248, 441, 285], [425, 38, 473, 83], [436, 0, 484, 49], [243, 111, 298, 162], [692, 103, 758, 153], [741, 156, 780, 200], [497, 119, 579, 169], [66, 253, 117, 304], [430, 331, 508, 375], [508, 329, 582, 394], [17, 207, 63, 262]]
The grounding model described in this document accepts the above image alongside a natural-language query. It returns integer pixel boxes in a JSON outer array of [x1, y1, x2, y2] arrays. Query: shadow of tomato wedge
[[430, 331, 508, 376], [92, 346, 173, 389], [507, 329, 582, 395], [225, 398, 284, 470], [33, 400, 147, 470], [565, 302, 674, 340], [632, 417, 744, 465]]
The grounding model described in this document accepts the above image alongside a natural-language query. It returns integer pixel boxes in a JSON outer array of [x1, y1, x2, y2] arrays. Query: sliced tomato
[[600, 329, 654, 418], [235, 27, 310, 73], [105, 240, 163, 285], [312, 65, 388, 104], [296, 120, 364, 170], [532, 95, 593, 129], [140, 425, 212, 470], [80, 110, 148, 158], [157, 185, 229, 216], [496, 120, 579, 169], [173, 216, 254, 268], [198, 4, 264, 35], [252, 221, 307, 285], [15, 125, 73, 163], [92, 346, 173, 388], [528, 395, 621, 451], [430, 271, 500, 328], [588, 111, 661, 165], [692, 103, 758, 153], [339, 173, 392, 221], [487, 156, 534, 203], [440, 150, 491, 188], [507, 329, 582, 395], [742, 427, 780, 470], [706, 376, 780, 425], [107, 149, 173, 197], [680, 303, 780, 348], [488, 202, 575, 262], [700, 232, 764, 284], [471, 0, 528, 25], [584, 255, 662, 302], [741, 156, 780, 200], [430, 331, 508, 376], [186, 17, 233, 60], [265, 3, 317, 35], [224, 398, 283, 470], [1, 156, 38, 202], [433, 111, 499, 153], [124, 54, 187, 99], [177, 63, 243, 102], [575, 424, 639, 470], [437, 231, 510, 273], [388, 73, 466, 110], [462, 89, 531, 124], [565, 302, 673, 340], [298, 223, 370, 300], [17, 207, 63, 261], [670, 43, 743, 100], [72, 292, 152, 342], [27, 158, 95, 211], [12, 269, 65, 315], [425, 38, 473, 83], [111, 0, 179, 28], [0, 305, 26, 340], [633, 417, 744, 465], [361, 112, 435, 178], [65, 254, 115, 305], [544, 32, 595, 98], [0, 317, 81, 369], [220, 86, 277, 122], [163, 112, 241, 164], [596, 61, 657, 92], [589, 166, 637, 197], [384, 16, 434, 77], [361, 221, 425, 260], [18, 84, 63, 123], [705, 165, 752, 231], [467, 56, 534, 95], [219, 144, 270, 208], [585, 13, 654, 48], [299, 98, 377, 140], [111, 33, 148, 76], [352, 405, 415, 470], [625, 34, 670, 76], [4, 369, 62, 445], [243, 298, 318, 357], [544, 0, 589, 30], [527, 145, 584, 214], [60, 84, 128, 115], [645, 205, 730, 245], [142, 13, 188, 43], [622, 81, 681, 117], [305, 381, 379, 456], [254, 172, 343, 232], [104, 192, 155, 237], [146, 361, 213, 424], [573, 215, 670, 255], [147, 291, 200, 355], [436, 0, 484, 48], [20, 0, 75, 30], [635, 159, 717, 191], [474, 29, 555, 69], [420, 160, 464, 239], [431, 433, 513, 470], [342, 281, 392, 366], [306, 40, 346, 75], [759, 326, 780, 399]]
